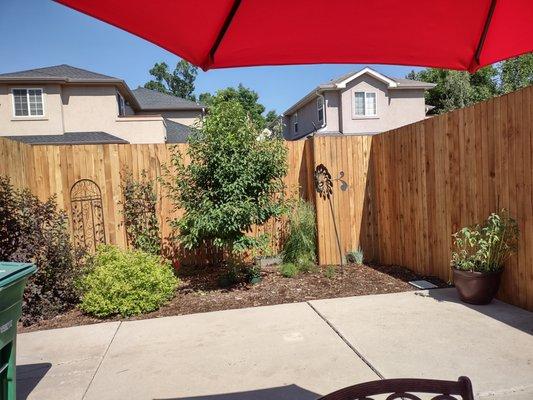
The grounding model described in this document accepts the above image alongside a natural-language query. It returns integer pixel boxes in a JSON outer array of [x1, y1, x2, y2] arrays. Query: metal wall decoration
[[70, 179, 106, 252], [313, 164, 349, 267]]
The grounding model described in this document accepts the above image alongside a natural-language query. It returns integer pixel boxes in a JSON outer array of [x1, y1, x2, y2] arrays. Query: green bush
[[0, 176, 80, 326], [452, 210, 519, 273], [282, 200, 316, 269], [346, 247, 364, 265], [323, 265, 336, 279], [279, 263, 298, 278], [78, 245, 178, 317], [120, 170, 161, 255], [163, 99, 287, 256]]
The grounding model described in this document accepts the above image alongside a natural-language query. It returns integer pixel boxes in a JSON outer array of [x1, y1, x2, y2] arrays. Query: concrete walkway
[[16, 289, 533, 400]]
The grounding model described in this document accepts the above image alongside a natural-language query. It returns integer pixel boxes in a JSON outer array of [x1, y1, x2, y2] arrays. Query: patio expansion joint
[[306, 301, 385, 380], [81, 321, 122, 400]]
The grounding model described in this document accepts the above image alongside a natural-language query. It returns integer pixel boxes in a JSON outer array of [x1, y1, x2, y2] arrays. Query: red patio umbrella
[[56, 0, 531, 72]]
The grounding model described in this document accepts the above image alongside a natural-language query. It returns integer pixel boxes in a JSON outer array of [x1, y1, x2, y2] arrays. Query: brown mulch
[[19, 263, 447, 333]]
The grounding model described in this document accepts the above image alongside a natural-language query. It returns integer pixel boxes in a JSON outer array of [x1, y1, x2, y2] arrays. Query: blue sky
[[1, 0, 423, 114]]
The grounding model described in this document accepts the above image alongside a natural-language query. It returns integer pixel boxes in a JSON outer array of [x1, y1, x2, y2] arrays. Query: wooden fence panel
[[0, 138, 309, 265], [361, 86, 533, 310]]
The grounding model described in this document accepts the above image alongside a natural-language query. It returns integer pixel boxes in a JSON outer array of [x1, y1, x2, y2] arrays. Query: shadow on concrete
[[416, 288, 533, 336], [16, 362, 52, 400], [155, 384, 321, 400]]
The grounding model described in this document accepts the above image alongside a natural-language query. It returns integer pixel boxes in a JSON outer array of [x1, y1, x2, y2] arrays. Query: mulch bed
[[19, 263, 447, 333]]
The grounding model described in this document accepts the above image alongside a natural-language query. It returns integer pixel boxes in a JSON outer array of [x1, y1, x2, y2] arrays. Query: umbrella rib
[[473, 0, 498, 68], [207, 0, 242, 68]]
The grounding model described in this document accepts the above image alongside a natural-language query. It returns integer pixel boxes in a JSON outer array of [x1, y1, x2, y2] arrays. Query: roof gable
[[334, 67, 398, 88]]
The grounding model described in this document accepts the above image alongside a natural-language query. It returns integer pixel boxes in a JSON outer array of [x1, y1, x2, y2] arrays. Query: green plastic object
[[0, 262, 36, 400]]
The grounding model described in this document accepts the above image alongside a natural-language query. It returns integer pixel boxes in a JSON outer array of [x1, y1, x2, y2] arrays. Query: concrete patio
[[16, 288, 533, 400]]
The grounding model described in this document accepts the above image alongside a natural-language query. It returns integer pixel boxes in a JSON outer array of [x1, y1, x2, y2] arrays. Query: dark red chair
[[318, 376, 474, 400]]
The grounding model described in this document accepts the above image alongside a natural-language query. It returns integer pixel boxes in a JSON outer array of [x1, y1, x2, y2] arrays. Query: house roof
[[164, 119, 195, 143], [283, 67, 436, 115], [6, 132, 128, 145], [0, 64, 119, 81], [133, 87, 205, 111]]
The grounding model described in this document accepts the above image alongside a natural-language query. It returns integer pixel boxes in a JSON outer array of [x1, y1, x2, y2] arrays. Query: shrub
[[163, 99, 287, 256], [120, 170, 161, 255], [217, 263, 240, 287], [324, 265, 336, 279], [452, 210, 519, 273], [279, 263, 298, 278], [346, 247, 364, 265], [78, 245, 178, 317], [0, 176, 79, 326], [282, 200, 316, 269]]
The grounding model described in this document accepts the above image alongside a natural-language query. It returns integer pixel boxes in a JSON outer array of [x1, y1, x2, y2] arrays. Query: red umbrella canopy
[[57, 0, 532, 73]]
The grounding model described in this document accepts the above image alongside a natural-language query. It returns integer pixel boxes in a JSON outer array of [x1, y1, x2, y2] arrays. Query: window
[[12, 88, 44, 117], [117, 93, 126, 116], [293, 112, 298, 133], [317, 96, 324, 123], [353, 91, 377, 117]]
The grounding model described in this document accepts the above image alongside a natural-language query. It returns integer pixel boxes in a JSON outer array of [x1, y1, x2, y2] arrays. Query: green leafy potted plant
[[451, 210, 519, 305]]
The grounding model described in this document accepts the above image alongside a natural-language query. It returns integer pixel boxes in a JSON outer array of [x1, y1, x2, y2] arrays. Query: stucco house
[[0, 64, 205, 144], [283, 67, 435, 140]]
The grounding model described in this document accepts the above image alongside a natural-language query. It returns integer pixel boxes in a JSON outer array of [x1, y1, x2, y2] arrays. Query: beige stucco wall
[[62, 85, 120, 133], [136, 110, 203, 127], [114, 116, 166, 143], [0, 84, 168, 143], [0, 83, 64, 135], [340, 75, 426, 135], [324, 91, 340, 133]]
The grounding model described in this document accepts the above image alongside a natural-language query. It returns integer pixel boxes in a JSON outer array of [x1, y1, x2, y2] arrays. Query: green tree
[[499, 53, 533, 94], [144, 60, 198, 101], [406, 66, 498, 114], [265, 110, 282, 138], [198, 84, 267, 129], [163, 99, 288, 256]]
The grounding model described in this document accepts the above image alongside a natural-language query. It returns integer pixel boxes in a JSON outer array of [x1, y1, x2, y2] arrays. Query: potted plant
[[451, 210, 519, 305]]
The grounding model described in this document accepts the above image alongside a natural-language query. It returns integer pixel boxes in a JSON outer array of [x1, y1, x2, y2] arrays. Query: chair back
[[318, 376, 474, 400]]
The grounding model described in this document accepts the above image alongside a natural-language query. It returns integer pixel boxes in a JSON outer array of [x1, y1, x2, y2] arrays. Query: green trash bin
[[0, 262, 36, 400]]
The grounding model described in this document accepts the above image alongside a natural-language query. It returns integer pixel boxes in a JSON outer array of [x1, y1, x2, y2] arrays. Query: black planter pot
[[452, 267, 503, 305]]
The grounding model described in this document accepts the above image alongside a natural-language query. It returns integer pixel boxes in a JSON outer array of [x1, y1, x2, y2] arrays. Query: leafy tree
[[499, 53, 533, 93], [198, 84, 268, 129], [163, 99, 288, 256], [406, 66, 498, 114], [265, 110, 283, 138], [144, 60, 198, 101]]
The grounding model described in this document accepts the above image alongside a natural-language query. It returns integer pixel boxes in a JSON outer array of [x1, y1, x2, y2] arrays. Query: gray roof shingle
[[0, 64, 120, 81], [6, 132, 128, 145], [164, 119, 195, 143], [133, 87, 205, 111]]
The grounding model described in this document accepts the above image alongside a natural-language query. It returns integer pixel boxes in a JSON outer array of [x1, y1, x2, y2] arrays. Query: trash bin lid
[[0, 262, 36, 288]]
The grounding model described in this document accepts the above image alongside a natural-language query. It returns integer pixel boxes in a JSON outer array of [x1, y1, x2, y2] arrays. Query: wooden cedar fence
[[1, 85, 532, 310], [0, 138, 313, 264], [312, 85, 533, 311]]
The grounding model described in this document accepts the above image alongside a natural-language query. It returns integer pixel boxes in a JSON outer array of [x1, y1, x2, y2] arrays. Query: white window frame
[[317, 96, 324, 123], [293, 112, 298, 133], [11, 88, 45, 118], [352, 91, 377, 118]]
